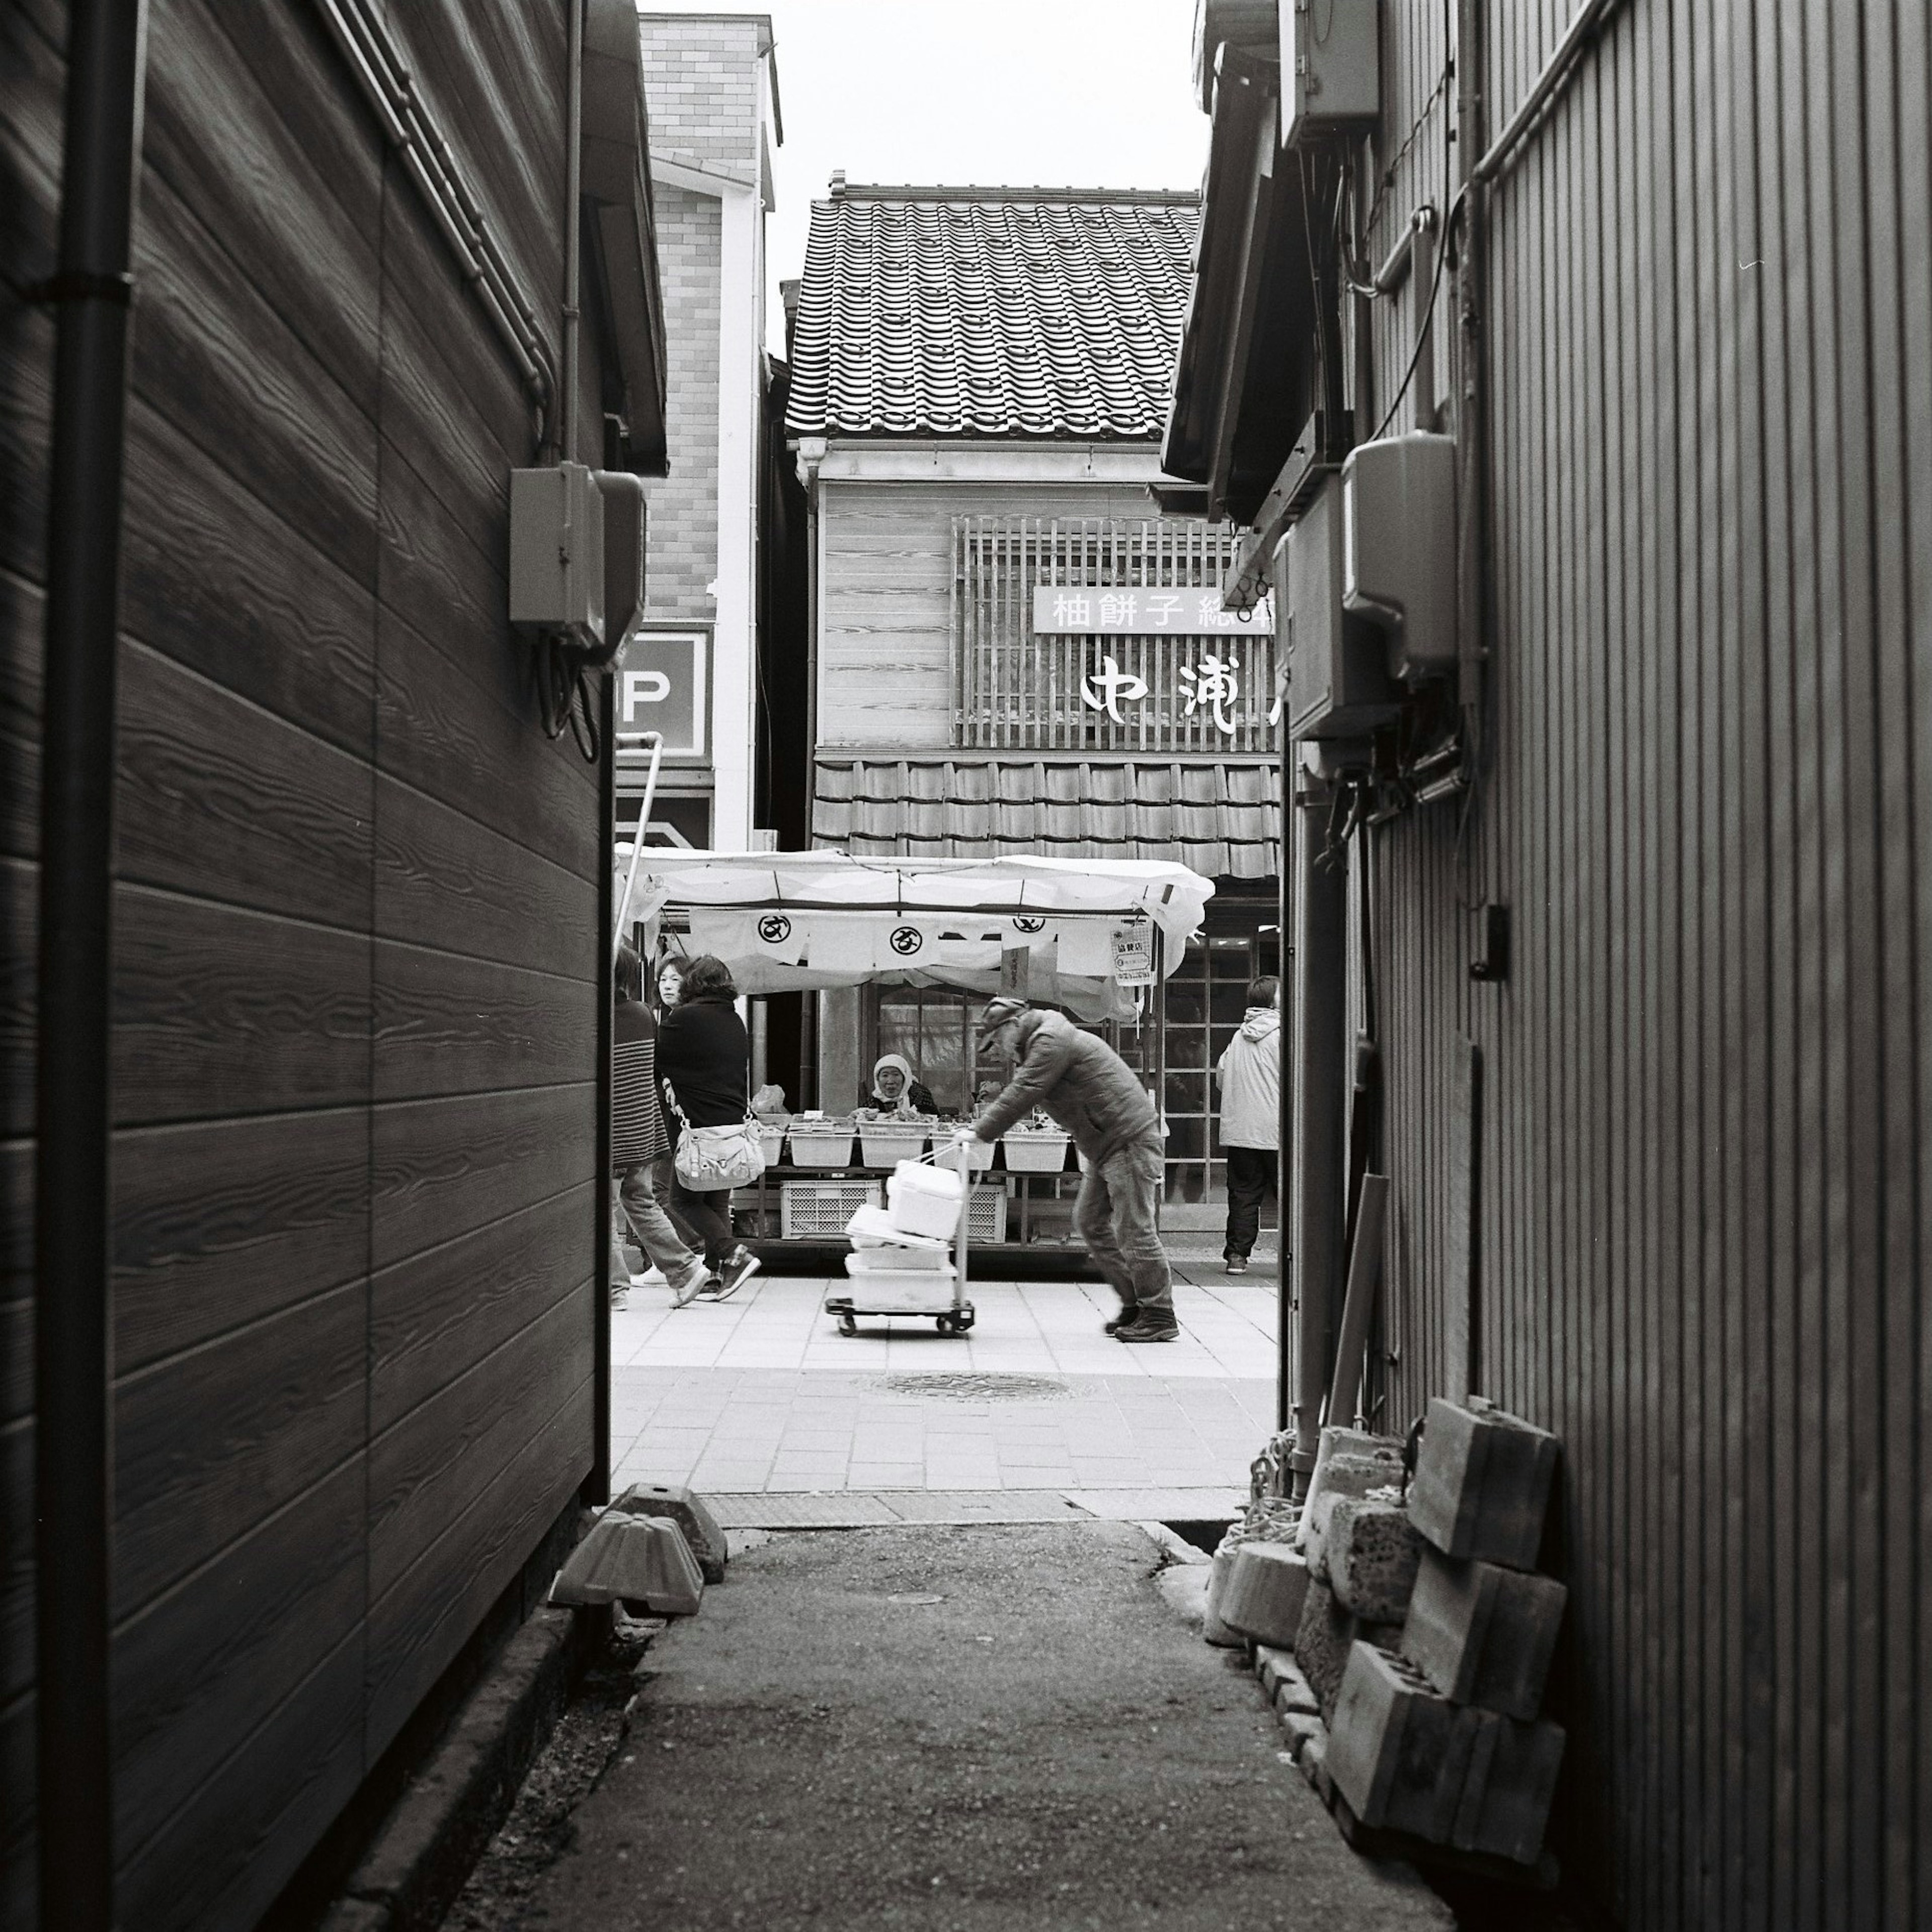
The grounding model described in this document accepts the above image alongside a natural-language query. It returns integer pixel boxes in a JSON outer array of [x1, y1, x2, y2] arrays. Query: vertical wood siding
[[1361, 4, 1928, 1926], [2, 5, 601, 1926], [817, 476, 1173, 749]]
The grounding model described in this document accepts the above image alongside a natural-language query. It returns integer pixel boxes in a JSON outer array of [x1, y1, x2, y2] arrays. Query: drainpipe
[[1455, 0, 1487, 1393], [1288, 775, 1348, 1492], [31, 4, 149, 1927], [560, 0, 584, 462]]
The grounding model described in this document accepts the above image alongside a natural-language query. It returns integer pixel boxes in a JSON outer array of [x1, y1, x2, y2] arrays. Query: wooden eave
[[584, 0, 670, 473], [1161, 47, 1325, 526]]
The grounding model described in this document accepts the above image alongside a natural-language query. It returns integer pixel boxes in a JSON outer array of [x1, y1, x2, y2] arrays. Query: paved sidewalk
[[609, 1275, 1279, 1498]]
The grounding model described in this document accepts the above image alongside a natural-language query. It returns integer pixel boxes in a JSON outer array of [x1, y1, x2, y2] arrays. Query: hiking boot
[[1224, 1254, 1248, 1275], [710, 1246, 762, 1301], [1116, 1312, 1179, 1343], [1103, 1304, 1139, 1335]]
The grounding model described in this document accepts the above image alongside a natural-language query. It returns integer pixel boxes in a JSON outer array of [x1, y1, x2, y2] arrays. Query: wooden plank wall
[[816, 477, 1164, 749], [1361, 3, 1928, 1926], [2, 5, 606, 1926]]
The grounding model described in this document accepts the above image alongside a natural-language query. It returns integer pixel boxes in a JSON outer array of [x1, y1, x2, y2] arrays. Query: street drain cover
[[872, 1373, 1073, 1403]]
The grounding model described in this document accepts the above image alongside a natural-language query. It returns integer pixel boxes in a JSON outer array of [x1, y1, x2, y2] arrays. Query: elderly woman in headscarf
[[862, 1052, 935, 1118]]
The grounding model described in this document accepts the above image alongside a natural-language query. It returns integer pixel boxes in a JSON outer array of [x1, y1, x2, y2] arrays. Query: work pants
[[1222, 1145, 1277, 1259], [614, 1155, 703, 1285], [1073, 1135, 1173, 1317]]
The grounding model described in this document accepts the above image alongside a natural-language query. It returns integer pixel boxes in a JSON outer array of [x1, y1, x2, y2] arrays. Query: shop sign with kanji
[[1030, 586, 1274, 635], [1110, 921, 1157, 987]]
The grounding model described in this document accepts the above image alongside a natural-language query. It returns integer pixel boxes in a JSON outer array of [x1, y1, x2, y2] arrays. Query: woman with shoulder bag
[[657, 953, 763, 1299]]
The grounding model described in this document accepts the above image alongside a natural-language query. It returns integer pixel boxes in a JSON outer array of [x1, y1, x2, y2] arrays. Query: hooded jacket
[[1216, 1006, 1281, 1151], [973, 1009, 1160, 1163]]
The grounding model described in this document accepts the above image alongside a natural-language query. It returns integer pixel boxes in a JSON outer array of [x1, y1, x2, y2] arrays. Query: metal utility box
[[509, 460, 606, 644], [1279, 0, 1380, 149], [1280, 474, 1403, 742], [1342, 431, 1458, 680]]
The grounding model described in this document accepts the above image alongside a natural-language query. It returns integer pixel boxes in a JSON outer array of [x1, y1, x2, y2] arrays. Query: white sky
[[686, 1, 1211, 349]]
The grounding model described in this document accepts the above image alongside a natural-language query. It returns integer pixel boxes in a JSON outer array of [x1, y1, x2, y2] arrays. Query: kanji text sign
[[1031, 585, 1274, 635]]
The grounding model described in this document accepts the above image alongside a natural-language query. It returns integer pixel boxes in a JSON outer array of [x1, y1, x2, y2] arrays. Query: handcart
[[824, 1132, 977, 1338]]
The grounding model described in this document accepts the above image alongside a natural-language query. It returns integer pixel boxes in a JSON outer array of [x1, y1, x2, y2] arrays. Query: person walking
[[1215, 975, 1281, 1274], [971, 997, 1178, 1342], [611, 943, 710, 1309], [657, 953, 762, 1300]]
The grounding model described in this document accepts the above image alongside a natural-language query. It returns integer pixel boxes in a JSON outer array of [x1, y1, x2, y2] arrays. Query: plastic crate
[[787, 1121, 856, 1169], [966, 1183, 1008, 1244], [754, 1122, 787, 1165], [999, 1130, 1072, 1172], [780, 1179, 880, 1236], [857, 1122, 930, 1168]]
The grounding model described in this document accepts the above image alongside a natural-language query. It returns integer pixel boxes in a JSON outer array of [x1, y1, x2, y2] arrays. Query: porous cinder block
[[1401, 1544, 1568, 1719], [548, 1515, 703, 1615], [1450, 1707, 1567, 1863], [1326, 1641, 1479, 1843], [1407, 1397, 1559, 1568], [1328, 1496, 1426, 1624], [611, 1481, 729, 1583], [1219, 1541, 1311, 1648], [1291, 1576, 1404, 1723], [1296, 1427, 1403, 1557]]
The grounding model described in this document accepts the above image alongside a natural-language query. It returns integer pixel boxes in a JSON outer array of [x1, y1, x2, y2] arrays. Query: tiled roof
[[785, 185, 1201, 440], [813, 757, 1279, 881]]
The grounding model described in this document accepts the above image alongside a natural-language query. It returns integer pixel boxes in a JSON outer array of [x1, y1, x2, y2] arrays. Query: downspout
[[795, 439, 824, 1103], [561, 0, 584, 462], [1455, 0, 1487, 1392], [562, 0, 611, 1500], [1288, 777, 1348, 1491], [30, 4, 149, 1927]]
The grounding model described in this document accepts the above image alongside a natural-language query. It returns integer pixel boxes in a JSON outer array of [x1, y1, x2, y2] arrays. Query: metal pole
[[592, 668, 614, 1504], [560, 0, 584, 461], [33, 5, 148, 1926], [1289, 779, 1347, 1492], [1330, 1172, 1389, 1428]]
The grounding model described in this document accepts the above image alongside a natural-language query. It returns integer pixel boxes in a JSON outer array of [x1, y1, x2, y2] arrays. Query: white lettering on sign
[[1178, 653, 1241, 737], [1079, 655, 1149, 724], [622, 670, 671, 710], [1032, 585, 1273, 635]]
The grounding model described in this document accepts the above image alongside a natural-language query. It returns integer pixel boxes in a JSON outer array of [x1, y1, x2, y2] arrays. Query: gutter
[[29, 3, 150, 1926]]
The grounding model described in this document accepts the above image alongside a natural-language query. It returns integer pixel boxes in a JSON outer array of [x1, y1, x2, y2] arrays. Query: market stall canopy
[[618, 851, 1216, 1021]]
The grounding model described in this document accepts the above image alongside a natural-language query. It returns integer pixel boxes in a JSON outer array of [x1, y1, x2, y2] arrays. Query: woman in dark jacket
[[656, 954, 761, 1299]]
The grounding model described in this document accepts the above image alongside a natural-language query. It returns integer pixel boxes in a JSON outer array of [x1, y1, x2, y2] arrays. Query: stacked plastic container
[[825, 1138, 977, 1336]]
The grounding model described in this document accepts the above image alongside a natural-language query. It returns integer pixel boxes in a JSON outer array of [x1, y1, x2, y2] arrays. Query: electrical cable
[[1365, 182, 1464, 444]]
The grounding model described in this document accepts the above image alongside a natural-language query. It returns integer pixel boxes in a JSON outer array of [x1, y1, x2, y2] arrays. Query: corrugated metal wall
[[1358, 4, 1928, 1925]]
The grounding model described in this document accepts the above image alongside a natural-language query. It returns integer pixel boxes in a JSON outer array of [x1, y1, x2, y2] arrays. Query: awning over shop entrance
[[618, 850, 1216, 1022]]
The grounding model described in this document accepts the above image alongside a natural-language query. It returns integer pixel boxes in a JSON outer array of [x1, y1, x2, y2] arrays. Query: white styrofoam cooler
[[887, 1160, 965, 1238]]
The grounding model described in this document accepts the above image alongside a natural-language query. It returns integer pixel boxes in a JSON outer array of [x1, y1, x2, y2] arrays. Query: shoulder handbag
[[665, 1086, 766, 1192]]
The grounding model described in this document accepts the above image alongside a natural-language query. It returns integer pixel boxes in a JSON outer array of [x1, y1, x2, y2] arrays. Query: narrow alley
[[450, 1521, 1448, 1932]]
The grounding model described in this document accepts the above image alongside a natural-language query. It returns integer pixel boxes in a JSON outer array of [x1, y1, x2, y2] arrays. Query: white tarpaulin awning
[[615, 851, 1216, 1021]]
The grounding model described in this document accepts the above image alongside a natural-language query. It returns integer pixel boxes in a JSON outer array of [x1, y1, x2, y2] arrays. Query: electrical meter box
[[1279, 0, 1380, 149], [1279, 475, 1403, 742], [1342, 431, 1457, 681], [510, 460, 606, 645]]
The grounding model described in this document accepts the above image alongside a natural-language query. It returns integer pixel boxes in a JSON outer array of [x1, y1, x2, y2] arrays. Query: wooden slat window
[[952, 517, 1280, 752]]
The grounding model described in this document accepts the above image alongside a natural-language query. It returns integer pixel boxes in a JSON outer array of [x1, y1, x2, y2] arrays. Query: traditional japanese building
[[783, 180, 1282, 1213]]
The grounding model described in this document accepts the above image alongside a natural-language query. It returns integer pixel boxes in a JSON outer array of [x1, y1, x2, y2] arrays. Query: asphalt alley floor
[[609, 1272, 1279, 1505], [480, 1521, 1452, 1932]]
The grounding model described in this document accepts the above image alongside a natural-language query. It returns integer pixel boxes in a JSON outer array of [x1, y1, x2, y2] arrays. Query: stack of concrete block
[[1323, 1398, 1568, 1869], [1217, 1541, 1311, 1648]]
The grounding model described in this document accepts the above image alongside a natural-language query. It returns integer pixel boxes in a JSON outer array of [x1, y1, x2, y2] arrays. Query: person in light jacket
[[972, 998, 1178, 1342], [1215, 976, 1281, 1274]]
